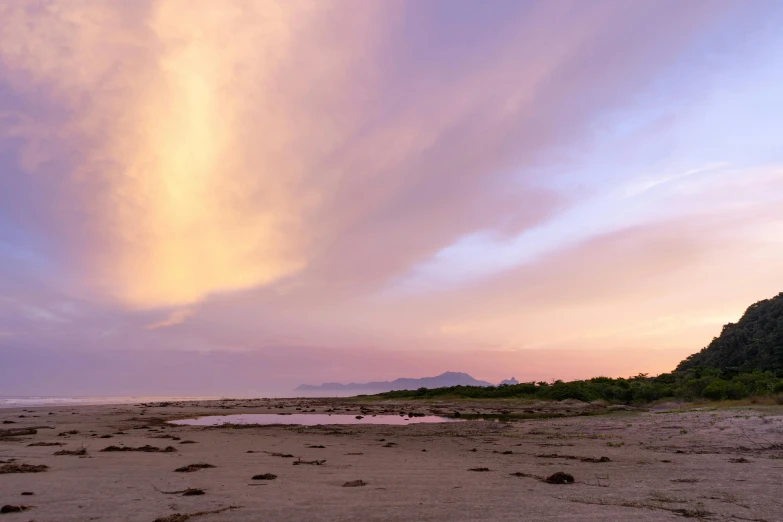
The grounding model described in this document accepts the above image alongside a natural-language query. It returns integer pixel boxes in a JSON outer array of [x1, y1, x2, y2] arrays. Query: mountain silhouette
[[296, 371, 494, 392]]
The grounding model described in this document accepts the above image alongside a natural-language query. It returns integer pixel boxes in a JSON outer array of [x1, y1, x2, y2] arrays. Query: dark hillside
[[676, 292, 783, 373]]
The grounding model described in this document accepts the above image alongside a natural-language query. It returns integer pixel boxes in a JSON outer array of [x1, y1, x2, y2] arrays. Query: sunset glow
[[1, 0, 782, 394]]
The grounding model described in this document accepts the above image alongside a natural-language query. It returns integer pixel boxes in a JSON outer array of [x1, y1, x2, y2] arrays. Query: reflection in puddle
[[169, 414, 466, 426]]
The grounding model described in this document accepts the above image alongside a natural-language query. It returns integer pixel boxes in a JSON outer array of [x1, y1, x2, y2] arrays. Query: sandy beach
[[1, 398, 781, 521]]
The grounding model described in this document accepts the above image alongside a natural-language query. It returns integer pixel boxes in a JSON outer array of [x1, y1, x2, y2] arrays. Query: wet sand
[[1, 398, 781, 521]]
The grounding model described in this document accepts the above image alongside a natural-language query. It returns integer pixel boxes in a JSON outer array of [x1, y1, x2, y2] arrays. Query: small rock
[[0, 505, 30, 513], [545, 472, 574, 484]]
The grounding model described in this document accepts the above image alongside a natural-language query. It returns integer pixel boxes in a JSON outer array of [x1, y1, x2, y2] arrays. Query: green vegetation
[[371, 292, 783, 404], [373, 368, 783, 404], [677, 291, 783, 372]]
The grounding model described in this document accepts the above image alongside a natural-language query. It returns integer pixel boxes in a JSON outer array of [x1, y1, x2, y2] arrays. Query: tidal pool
[[169, 414, 465, 426]]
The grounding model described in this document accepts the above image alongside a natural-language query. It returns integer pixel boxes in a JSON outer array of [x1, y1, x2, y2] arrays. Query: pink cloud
[[1, 1, 779, 393]]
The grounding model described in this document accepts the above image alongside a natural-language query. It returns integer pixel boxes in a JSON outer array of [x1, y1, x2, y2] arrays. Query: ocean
[[0, 396, 220, 408]]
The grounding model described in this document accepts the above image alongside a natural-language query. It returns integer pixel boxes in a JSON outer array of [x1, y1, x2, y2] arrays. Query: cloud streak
[[145, 308, 193, 330]]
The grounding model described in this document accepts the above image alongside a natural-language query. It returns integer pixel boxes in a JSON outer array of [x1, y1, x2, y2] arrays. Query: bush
[[702, 380, 748, 400], [373, 368, 783, 404], [702, 380, 728, 400]]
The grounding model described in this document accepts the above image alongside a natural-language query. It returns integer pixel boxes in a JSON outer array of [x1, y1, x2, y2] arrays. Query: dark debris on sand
[[0, 505, 30, 513], [537, 453, 610, 463], [101, 445, 176, 453], [0, 463, 49, 474], [152, 506, 240, 522], [468, 467, 491, 472], [510, 471, 544, 480], [0, 428, 37, 437], [293, 459, 325, 465], [154, 486, 205, 496], [151, 434, 181, 440], [342, 480, 367, 487], [264, 451, 294, 458], [175, 463, 216, 473], [545, 471, 575, 484], [251, 473, 277, 480]]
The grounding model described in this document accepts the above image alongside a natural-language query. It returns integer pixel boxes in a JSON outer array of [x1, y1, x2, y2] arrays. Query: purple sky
[[1, 1, 782, 395]]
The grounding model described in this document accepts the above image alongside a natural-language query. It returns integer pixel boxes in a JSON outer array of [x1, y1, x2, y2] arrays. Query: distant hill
[[677, 292, 783, 373], [295, 371, 494, 393]]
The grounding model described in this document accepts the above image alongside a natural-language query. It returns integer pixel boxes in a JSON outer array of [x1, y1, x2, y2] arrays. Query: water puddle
[[169, 414, 465, 426]]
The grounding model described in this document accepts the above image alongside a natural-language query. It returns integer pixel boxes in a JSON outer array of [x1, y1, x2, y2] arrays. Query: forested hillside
[[677, 292, 783, 373]]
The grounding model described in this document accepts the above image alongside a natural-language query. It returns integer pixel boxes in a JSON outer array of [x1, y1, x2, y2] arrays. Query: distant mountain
[[296, 371, 494, 393], [499, 377, 519, 385], [677, 291, 783, 373]]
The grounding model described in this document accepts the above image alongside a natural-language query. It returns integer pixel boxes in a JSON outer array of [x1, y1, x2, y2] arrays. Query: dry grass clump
[[510, 471, 545, 479], [54, 446, 87, 456], [251, 473, 277, 480], [537, 453, 611, 463], [0, 463, 49, 474], [582, 456, 611, 463], [0, 428, 37, 437], [154, 486, 205, 496], [174, 463, 215, 473], [566, 496, 712, 518], [728, 457, 751, 463], [649, 491, 687, 503], [28, 442, 64, 447], [152, 506, 239, 522], [101, 445, 176, 453], [264, 451, 294, 458], [293, 459, 325, 465]]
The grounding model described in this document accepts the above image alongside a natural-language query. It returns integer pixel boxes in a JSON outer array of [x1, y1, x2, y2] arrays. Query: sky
[[1, 0, 783, 396]]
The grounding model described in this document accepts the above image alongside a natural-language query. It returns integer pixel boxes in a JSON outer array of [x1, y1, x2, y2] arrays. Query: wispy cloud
[[145, 308, 193, 330], [622, 162, 730, 197]]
